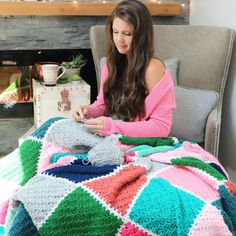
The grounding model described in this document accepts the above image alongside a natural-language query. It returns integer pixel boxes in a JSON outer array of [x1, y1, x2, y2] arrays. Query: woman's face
[[112, 17, 134, 55]]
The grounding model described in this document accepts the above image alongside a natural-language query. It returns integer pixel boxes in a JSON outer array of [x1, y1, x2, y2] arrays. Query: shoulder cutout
[[145, 58, 165, 93]]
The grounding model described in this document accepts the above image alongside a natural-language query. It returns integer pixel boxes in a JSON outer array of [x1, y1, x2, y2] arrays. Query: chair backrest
[[89, 25, 235, 157]]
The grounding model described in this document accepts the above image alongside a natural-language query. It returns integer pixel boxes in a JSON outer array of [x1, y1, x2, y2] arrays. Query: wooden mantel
[[0, 2, 181, 16]]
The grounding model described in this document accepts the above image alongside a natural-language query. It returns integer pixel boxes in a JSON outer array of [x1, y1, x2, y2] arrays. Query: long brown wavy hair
[[104, 0, 154, 121]]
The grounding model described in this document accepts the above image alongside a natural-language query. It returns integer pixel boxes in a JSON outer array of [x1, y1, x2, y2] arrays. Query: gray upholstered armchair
[[89, 25, 235, 158]]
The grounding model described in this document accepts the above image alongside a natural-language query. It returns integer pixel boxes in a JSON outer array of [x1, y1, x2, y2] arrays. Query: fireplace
[[0, 49, 97, 118]]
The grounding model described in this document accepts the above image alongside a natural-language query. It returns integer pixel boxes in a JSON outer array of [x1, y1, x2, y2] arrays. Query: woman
[[73, 0, 176, 138]]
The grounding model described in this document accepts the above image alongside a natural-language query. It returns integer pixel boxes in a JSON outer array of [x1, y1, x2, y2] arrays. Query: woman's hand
[[82, 117, 104, 135], [73, 105, 88, 122]]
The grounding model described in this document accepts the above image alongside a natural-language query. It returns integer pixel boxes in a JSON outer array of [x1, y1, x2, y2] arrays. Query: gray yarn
[[45, 119, 104, 150], [104, 134, 121, 143], [88, 141, 124, 166], [44, 118, 124, 166]]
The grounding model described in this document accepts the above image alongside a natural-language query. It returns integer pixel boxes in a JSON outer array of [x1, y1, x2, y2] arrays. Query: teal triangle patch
[[129, 178, 204, 235]]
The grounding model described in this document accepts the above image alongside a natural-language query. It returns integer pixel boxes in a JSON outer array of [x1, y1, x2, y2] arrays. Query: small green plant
[[62, 54, 87, 69], [71, 74, 81, 81]]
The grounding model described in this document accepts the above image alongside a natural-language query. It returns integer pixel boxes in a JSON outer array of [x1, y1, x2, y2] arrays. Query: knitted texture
[[171, 157, 227, 181], [119, 136, 178, 147], [19, 138, 42, 185], [0, 149, 24, 183], [44, 118, 104, 150], [0, 118, 236, 236], [8, 203, 39, 236], [88, 140, 124, 166], [125, 145, 175, 157], [9, 161, 236, 236], [50, 152, 88, 164], [31, 117, 63, 140], [37, 142, 80, 174], [44, 118, 125, 167]]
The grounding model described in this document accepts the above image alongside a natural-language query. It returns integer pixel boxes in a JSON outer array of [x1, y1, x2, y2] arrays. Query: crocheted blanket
[[0, 117, 236, 236]]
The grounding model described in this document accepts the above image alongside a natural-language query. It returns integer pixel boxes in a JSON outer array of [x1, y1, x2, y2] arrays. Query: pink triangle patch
[[120, 222, 151, 236], [189, 203, 232, 235]]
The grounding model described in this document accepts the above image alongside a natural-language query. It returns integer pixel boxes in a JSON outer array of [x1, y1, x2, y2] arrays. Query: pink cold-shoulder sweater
[[86, 65, 176, 137]]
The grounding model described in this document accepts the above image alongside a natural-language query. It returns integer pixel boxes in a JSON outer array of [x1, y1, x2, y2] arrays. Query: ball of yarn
[[88, 141, 124, 166]]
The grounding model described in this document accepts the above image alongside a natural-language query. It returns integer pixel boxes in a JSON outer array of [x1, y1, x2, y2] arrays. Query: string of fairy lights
[[11, 0, 186, 8]]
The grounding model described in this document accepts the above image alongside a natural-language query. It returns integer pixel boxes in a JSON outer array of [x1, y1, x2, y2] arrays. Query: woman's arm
[[86, 65, 108, 118]]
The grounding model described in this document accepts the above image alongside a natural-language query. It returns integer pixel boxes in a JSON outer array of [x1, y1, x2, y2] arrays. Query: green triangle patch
[[19, 139, 42, 186], [39, 187, 123, 236]]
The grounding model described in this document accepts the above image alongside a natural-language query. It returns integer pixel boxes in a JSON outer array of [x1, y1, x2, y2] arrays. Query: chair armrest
[[204, 105, 221, 157]]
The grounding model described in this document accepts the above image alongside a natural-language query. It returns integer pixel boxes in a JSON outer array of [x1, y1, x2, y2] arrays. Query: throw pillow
[[169, 86, 219, 143], [163, 57, 178, 85], [99, 57, 107, 75]]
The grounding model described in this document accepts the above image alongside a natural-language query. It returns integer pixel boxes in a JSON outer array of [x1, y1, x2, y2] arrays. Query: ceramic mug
[[42, 64, 65, 86]]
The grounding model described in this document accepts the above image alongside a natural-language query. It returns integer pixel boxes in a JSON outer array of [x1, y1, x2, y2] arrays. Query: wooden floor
[[0, 117, 33, 157]]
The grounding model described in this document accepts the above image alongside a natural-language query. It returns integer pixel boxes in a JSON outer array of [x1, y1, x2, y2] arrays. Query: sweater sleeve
[[86, 65, 108, 118], [100, 70, 176, 138]]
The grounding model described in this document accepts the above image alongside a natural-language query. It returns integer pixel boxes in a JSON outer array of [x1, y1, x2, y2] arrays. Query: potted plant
[[62, 54, 87, 82], [71, 74, 81, 84]]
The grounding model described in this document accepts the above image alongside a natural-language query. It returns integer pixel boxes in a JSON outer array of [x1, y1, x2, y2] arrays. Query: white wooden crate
[[33, 79, 90, 128]]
